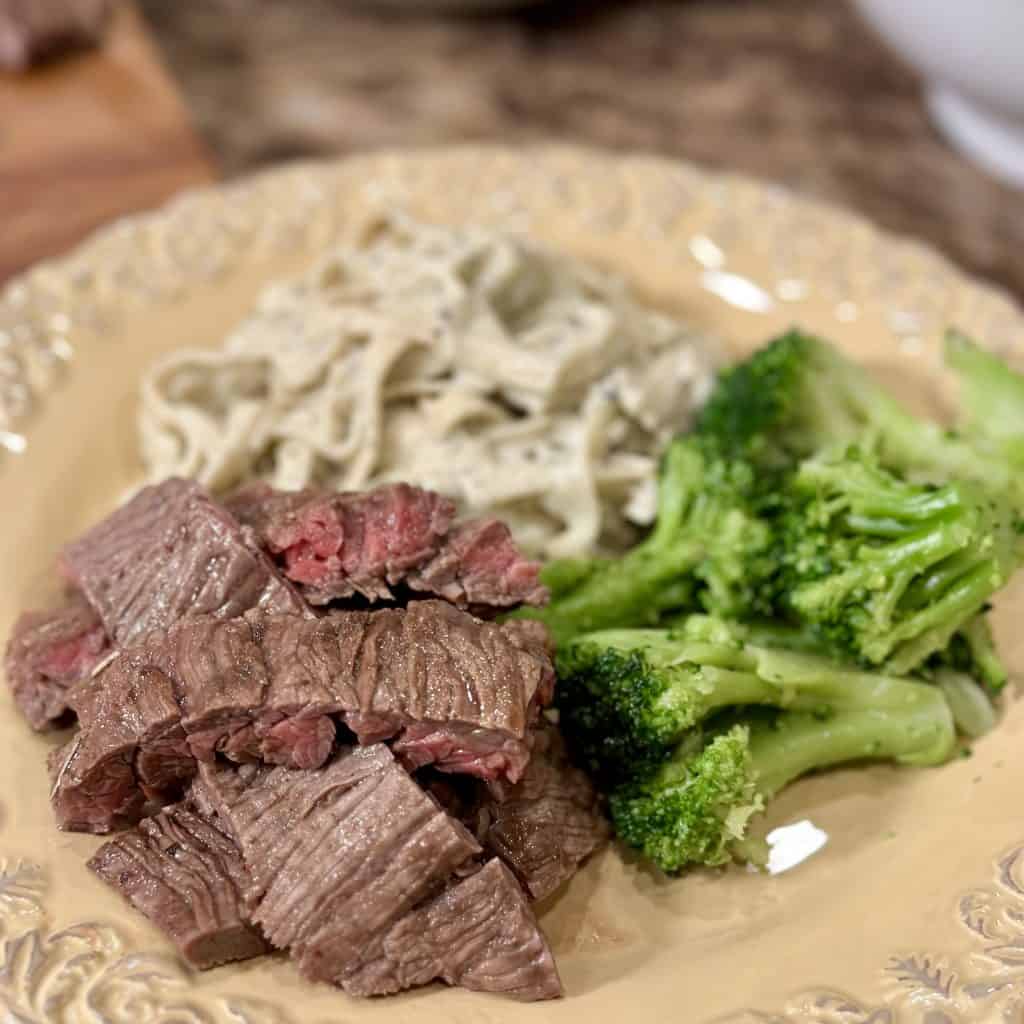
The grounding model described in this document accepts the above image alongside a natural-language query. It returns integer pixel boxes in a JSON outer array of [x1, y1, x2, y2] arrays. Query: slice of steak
[[345, 858, 562, 1001], [500, 618, 556, 706], [192, 746, 480, 986], [4, 591, 110, 730], [88, 802, 268, 969], [52, 656, 187, 833], [51, 617, 273, 833], [164, 617, 272, 763], [408, 518, 548, 611], [468, 723, 610, 901], [61, 478, 308, 649], [224, 482, 455, 604], [254, 599, 552, 780], [52, 603, 550, 832], [225, 482, 547, 611]]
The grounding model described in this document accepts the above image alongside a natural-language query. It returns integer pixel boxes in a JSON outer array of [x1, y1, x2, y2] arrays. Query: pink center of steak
[[226, 481, 547, 610], [460, 523, 534, 582], [4, 593, 112, 730], [38, 621, 108, 679], [260, 716, 337, 769], [261, 485, 455, 598]]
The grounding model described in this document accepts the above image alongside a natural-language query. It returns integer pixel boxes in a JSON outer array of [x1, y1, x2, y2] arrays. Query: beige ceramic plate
[[2, 146, 1024, 1024]]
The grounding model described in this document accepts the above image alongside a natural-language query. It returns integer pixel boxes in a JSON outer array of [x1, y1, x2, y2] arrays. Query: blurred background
[[2, 0, 1023, 296]]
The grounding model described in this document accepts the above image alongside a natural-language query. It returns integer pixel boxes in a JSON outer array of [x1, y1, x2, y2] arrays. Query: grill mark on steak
[[345, 858, 562, 1000], [225, 481, 547, 610], [51, 604, 554, 832], [3, 591, 110, 730], [88, 802, 268, 969], [61, 478, 308, 650]]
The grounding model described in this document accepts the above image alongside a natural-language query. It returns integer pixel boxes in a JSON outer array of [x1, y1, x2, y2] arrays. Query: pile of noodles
[[139, 216, 718, 559]]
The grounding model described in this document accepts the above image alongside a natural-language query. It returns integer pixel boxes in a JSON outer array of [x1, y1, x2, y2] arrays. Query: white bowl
[[853, 0, 1024, 188]]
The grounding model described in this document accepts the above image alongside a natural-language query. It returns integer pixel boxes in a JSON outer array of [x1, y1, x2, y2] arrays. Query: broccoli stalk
[[698, 329, 1019, 497], [944, 329, 1024, 467], [933, 614, 1009, 693], [523, 438, 773, 645], [775, 448, 1020, 674], [611, 690, 955, 873], [556, 615, 954, 785], [933, 670, 997, 739]]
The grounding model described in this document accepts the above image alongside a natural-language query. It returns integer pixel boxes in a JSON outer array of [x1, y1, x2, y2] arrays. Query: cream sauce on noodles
[[139, 216, 718, 559]]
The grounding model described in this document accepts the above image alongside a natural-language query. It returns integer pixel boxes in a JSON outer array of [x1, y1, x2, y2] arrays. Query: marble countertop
[[140, 0, 1024, 300]]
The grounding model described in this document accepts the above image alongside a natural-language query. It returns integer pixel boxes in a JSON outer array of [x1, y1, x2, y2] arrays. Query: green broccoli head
[[610, 725, 762, 872], [555, 626, 763, 785], [610, 689, 956, 875], [698, 329, 1020, 501], [771, 447, 1020, 674], [695, 329, 888, 467], [554, 613, 955, 787], [556, 641, 685, 784]]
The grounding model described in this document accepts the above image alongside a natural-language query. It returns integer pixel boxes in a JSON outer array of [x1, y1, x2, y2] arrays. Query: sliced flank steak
[[88, 802, 267, 969], [345, 858, 562, 1001], [224, 481, 455, 604], [51, 602, 554, 832], [193, 750, 560, 1000], [225, 481, 548, 610], [470, 722, 610, 901], [6, 478, 306, 734], [192, 748, 476, 980], [4, 591, 110, 730], [61, 477, 308, 650]]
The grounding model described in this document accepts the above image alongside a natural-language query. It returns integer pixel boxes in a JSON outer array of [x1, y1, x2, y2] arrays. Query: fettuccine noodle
[[139, 216, 718, 558]]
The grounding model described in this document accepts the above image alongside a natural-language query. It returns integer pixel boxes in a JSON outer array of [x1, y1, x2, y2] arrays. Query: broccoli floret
[[698, 329, 1018, 496], [611, 688, 955, 873], [522, 437, 774, 645], [556, 615, 951, 785], [945, 329, 1024, 467], [611, 726, 762, 870], [557, 619, 771, 784], [938, 614, 1009, 693], [772, 448, 1020, 674]]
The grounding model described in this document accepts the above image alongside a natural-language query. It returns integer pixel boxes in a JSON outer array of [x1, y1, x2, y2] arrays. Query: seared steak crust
[[51, 603, 553, 832], [88, 802, 267, 969]]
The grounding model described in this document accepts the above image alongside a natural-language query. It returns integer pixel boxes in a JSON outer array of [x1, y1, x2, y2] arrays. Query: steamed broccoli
[[697, 329, 1018, 496], [928, 613, 1008, 693], [945, 329, 1024, 468], [771, 447, 1020, 674], [544, 330, 1021, 879], [537, 440, 1018, 670], [611, 691, 955, 873], [524, 437, 775, 645], [556, 615, 952, 785]]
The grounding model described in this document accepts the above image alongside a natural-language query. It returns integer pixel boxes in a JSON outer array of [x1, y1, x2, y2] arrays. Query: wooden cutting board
[[0, 1, 213, 282]]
